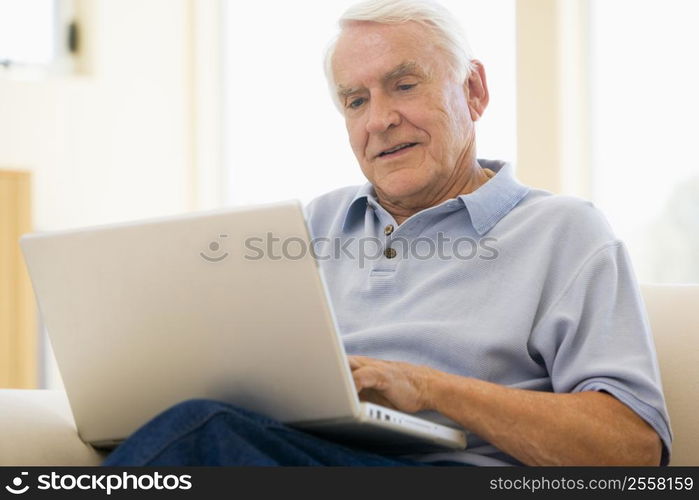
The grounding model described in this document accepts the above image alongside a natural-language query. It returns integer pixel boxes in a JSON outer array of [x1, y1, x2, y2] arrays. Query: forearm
[[424, 370, 662, 466]]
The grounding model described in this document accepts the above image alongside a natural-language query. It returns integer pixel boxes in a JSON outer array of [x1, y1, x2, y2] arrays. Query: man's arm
[[349, 356, 662, 466]]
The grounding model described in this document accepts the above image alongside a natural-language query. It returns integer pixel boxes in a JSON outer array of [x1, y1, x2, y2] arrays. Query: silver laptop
[[20, 201, 466, 454]]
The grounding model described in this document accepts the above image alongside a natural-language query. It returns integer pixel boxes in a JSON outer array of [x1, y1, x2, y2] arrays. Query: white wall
[[0, 0, 194, 387], [222, 0, 515, 206], [0, 0, 193, 232]]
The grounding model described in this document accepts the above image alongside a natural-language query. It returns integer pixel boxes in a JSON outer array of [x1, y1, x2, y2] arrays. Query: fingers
[[348, 357, 429, 414], [347, 355, 371, 370], [358, 388, 396, 410], [353, 365, 391, 393], [352, 367, 375, 392]]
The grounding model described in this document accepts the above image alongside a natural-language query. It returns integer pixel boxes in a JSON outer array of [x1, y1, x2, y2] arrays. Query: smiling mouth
[[377, 142, 418, 158]]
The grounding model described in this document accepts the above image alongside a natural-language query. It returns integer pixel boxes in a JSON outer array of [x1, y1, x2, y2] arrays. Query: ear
[[464, 60, 489, 121]]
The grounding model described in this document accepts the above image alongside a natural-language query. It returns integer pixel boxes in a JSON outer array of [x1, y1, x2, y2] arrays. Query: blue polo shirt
[[304, 159, 672, 466]]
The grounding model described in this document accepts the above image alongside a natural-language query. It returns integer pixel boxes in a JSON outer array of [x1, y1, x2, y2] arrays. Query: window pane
[[0, 0, 56, 65], [222, 0, 515, 205], [590, 0, 699, 283]]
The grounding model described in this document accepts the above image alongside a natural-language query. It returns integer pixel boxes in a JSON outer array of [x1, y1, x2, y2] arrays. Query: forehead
[[332, 21, 441, 87]]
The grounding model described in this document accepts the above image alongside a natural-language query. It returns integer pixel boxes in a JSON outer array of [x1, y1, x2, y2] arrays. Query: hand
[[348, 355, 436, 414]]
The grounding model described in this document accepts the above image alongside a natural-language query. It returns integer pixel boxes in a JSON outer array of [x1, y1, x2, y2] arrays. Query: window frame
[[0, 0, 79, 79]]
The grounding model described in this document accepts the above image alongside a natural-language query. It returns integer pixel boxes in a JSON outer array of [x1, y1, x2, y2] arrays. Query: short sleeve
[[528, 241, 673, 465]]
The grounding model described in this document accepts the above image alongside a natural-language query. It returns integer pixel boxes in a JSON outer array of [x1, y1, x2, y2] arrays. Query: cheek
[[435, 95, 471, 150], [445, 88, 472, 133], [346, 121, 367, 156], [410, 93, 461, 143]]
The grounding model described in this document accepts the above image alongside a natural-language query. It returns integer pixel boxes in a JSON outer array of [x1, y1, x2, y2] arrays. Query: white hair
[[324, 0, 476, 111]]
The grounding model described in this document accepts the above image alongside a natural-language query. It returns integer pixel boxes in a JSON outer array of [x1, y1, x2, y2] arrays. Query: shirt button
[[384, 247, 397, 259], [384, 224, 394, 236]]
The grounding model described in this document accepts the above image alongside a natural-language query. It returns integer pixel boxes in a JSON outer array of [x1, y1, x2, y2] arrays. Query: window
[[222, 0, 515, 205], [0, 0, 77, 74], [590, 0, 699, 283]]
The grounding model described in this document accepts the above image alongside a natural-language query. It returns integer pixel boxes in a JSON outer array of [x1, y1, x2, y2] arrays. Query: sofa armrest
[[0, 389, 106, 466]]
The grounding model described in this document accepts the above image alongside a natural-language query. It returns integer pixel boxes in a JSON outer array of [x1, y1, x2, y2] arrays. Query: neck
[[377, 160, 493, 225]]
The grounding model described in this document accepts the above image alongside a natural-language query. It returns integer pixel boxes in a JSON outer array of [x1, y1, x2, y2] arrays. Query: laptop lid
[[21, 201, 360, 444]]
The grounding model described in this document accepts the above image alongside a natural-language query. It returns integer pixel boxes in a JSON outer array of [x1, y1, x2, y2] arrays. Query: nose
[[365, 94, 401, 134]]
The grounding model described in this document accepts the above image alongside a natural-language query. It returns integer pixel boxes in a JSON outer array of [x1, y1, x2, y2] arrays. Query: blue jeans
[[102, 400, 453, 466]]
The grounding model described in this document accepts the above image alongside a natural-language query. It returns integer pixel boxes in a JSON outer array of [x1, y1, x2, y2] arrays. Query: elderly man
[[104, 0, 670, 466]]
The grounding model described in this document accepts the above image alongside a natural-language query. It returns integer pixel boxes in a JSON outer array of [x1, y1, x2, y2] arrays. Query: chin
[[374, 171, 430, 201]]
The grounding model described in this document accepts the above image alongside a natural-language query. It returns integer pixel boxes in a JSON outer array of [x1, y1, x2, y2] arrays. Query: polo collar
[[342, 159, 529, 235], [342, 182, 377, 232], [457, 160, 530, 235]]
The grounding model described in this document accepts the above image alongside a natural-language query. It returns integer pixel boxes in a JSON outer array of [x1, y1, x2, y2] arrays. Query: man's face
[[332, 21, 485, 205]]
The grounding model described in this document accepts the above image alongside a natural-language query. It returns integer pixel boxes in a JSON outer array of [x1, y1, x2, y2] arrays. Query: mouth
[[376, 142, 419, 159]]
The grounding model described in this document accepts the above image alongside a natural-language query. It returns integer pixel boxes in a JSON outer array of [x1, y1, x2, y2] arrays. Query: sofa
[[1, 284, 697, 466]]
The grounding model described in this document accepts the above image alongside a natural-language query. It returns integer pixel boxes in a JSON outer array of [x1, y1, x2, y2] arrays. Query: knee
[[165, 398, 232, 419], [140, 399, 243, 435], [161, 399, 278, 427]]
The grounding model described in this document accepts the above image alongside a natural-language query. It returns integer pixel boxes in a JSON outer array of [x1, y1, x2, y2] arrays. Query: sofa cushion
[[641, 284, 699, 466], [0, 389, 105, 466]]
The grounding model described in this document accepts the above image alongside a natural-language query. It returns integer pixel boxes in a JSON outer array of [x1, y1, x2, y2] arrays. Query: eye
[[348, 97, 366, 109], [397, 83, 416, 91]]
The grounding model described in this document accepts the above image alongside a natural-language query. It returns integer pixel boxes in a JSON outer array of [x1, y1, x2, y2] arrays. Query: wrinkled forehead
[[331, 21, 443, 88]]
